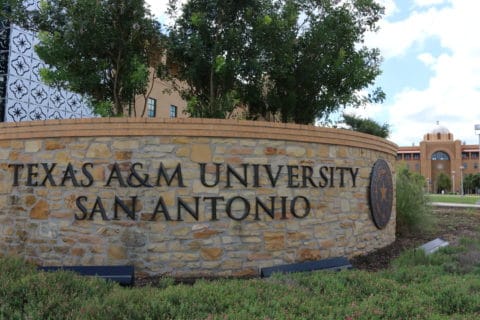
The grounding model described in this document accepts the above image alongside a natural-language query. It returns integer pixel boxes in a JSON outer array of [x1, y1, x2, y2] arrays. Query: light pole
[[476, 124, 480, 170], [460, 166, 464, 196], [451, 170, 455, 194], [475, 124, 480, 194]]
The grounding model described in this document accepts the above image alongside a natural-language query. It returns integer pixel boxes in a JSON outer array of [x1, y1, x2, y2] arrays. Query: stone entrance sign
[[0, 118, 397, 278]]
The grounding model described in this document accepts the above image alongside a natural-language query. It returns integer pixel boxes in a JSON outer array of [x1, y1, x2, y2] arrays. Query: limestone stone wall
[[0, 118, 397, 278]]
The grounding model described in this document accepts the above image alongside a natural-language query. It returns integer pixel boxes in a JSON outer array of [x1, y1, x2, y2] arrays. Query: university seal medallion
[[369, 159, 393, 229]]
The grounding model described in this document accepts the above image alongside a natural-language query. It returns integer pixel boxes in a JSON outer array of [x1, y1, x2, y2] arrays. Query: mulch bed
[[351, 206, 480, 271]]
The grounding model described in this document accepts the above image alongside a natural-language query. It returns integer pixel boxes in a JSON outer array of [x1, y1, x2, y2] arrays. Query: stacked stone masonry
[[0, 118, 397, 278]]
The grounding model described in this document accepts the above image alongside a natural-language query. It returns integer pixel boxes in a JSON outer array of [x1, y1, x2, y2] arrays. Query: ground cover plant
[[2, 207, 480, 320], [1, 256, 480, 319]]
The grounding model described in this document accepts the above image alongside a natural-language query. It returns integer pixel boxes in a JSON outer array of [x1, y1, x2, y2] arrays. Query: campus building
[[132, 68, 186, 119], [397, 122, 480, 193], [0, 0, 186, 122]]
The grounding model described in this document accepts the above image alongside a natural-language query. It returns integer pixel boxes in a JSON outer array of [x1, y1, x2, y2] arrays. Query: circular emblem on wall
[[369, 159, 393, 229]]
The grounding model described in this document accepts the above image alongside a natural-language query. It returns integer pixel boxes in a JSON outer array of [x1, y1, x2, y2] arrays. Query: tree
[[473, 173, 480, 194], [436, 172, 451, 194], [6, 0, 161, 116], [166, 0, 266, 118], [166, 0, 385, 123], [463, 174, 475, 195], [463, 173, 480, 194], [341, 113, 390, 138]]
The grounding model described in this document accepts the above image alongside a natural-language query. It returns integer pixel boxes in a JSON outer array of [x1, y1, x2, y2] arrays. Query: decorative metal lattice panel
[[1, 0, 95, 122], [0, 18, 10, 121]]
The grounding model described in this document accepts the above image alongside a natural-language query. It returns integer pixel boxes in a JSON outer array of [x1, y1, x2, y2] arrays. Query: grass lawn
[[427, 194, 480, 204]]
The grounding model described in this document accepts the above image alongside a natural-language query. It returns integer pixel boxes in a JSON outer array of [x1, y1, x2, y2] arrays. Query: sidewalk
[[431, 202, 480, 209]]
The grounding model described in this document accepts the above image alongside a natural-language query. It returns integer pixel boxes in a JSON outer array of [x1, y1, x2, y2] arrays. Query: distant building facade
[[397, 123, 480, 193], [132, 68, 187, 119]]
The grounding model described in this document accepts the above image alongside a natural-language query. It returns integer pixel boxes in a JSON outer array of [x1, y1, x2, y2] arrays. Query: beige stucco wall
[[0, 118, 397, 278], [133, 68, 187, 118]]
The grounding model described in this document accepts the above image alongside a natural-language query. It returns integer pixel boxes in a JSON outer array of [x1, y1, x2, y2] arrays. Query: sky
[[146, 0, 480, 146]]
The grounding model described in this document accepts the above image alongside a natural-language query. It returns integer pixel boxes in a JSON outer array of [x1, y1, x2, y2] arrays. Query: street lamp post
[[460, 166, 464, 196], [475, 124, 480, 194], [451, 170, 455, 194]]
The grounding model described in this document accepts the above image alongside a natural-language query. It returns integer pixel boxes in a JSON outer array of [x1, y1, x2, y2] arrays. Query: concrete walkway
[[431, 202, 480, 209]]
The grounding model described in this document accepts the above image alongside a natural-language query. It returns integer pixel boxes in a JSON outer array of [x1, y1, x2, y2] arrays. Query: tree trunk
[[113, 51, 123, 115], [141, 68, 156, 117], [209, 65, 214, 117]]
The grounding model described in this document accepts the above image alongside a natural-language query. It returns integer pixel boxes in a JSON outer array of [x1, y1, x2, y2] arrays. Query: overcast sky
[[146, 0, 480, 146]]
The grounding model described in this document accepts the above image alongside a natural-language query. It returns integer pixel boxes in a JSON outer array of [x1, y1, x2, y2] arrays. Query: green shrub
[[391, 238, 480, 278], [392, 248, 455, 269], [396, 165, 434, 235], [3, 254, 480, 319], [0, 257, 115, 320], [431, 277, 480, 315]]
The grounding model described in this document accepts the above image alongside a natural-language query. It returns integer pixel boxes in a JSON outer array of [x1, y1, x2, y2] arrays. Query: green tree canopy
[[463, 173, 480, 195], [436, 172, 451, 194], [165, 0, 266, 118], [5, 0, 162, 116], [341, 113, 390, 138], [166, 0, 385, 123]]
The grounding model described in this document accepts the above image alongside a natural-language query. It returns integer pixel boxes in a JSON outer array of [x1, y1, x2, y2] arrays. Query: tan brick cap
[[0, 118, 397, 155]]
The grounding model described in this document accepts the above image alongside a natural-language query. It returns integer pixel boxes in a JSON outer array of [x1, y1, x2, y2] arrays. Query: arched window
[[431, 151, 450, 160]]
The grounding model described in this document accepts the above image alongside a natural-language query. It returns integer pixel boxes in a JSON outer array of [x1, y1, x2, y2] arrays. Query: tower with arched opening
[[397, 122, 479, 193]]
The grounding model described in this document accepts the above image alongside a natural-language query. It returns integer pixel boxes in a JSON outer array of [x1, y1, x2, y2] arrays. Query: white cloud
[[366, 0, 480, 146], [342, 97, 385, 121], [414, 0, 451, 8], [145, 0, 167, 19], [366, 6, 447, 59], [375, 0, 399, 17], [145, 0, 187, 25], [417, 52, 435, 66]]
